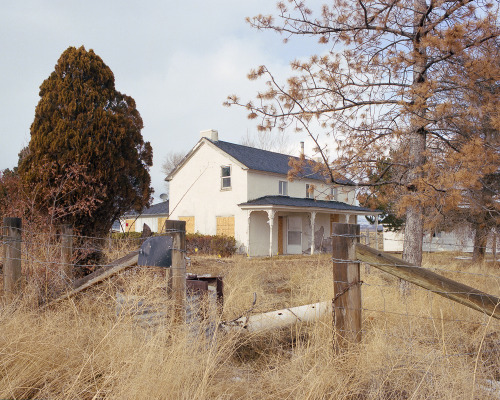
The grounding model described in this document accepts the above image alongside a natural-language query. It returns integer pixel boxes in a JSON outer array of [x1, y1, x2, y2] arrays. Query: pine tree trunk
[[403, 204, 424, 266], [402, 125, 426, 275], [400, 0, 428, 294], [472, 223, 488, 263]]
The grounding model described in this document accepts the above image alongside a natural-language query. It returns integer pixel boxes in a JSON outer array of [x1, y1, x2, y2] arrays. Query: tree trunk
[[472, 223, 488, 263], [402, 203, 424, 294], [402, 0, 428, 267], [403, 204, 424, 266], [401, 0, 428, 293]]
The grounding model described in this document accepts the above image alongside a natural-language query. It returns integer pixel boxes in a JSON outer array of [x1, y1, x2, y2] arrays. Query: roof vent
[[200, 129, 218, 142]]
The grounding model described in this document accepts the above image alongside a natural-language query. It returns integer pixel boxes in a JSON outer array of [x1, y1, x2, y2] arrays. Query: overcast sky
[[1, 0, 326, 202]]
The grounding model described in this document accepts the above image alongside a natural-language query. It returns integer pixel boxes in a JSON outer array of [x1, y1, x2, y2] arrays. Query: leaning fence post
[[165, 220, 186, 323], [3, 217, 22, 302], [60, 224, 74, 282], [332, 223, 362, 350]]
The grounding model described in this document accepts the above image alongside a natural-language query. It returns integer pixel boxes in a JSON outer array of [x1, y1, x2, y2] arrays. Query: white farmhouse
[[167, 130, 380, 257]]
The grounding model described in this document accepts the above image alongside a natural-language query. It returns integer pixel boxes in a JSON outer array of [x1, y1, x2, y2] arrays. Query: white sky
[[0, 0, 326, 201]]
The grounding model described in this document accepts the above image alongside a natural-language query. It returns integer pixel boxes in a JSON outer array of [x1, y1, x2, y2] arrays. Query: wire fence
[[2, 224, 500, 357], [330, 228, 500, 371]]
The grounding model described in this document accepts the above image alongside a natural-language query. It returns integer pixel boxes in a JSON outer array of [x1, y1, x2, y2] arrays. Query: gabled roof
[[123, 200, 169, 218], [166, 137, 353, 185], [238, 196, 379, 214], [210, 140, 329, 181]]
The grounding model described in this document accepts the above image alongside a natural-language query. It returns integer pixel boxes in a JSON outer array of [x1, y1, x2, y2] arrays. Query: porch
[[238, 196, 380, 257]]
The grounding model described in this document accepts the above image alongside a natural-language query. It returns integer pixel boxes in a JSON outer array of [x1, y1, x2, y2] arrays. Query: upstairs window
[[306, 184, 312, 199], [330, 187, 338, 201], [279, 180, 288, 196], [221, 166, 231, 189]]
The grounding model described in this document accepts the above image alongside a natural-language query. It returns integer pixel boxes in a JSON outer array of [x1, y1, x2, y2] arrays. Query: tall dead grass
[[0, 249, 499, 399]]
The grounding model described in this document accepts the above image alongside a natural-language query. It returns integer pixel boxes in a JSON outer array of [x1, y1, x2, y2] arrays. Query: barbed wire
[[330, 230, 497, 252], [0, 225, 185, 240], [331, 256, 500, 280]]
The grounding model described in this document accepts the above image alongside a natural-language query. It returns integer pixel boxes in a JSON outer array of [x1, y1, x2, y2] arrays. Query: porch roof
[[238, 196, 379, 215]]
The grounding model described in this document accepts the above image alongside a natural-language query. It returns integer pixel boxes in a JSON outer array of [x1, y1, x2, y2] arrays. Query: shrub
[[186, 233, 236, 257], [111, 232, 144, 240]]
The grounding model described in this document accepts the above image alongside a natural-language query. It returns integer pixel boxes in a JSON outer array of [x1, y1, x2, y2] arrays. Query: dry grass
[[1, 248, 500, 399]]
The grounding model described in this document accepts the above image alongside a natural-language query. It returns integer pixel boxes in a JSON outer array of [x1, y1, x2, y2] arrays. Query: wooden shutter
[[179, 216, 195, 234], [216, 216, 235, 237], [125, 219, 136, 232]]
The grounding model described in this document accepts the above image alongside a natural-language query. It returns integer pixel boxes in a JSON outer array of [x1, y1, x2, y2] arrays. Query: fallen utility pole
[[221, 301, 331, 333], [356, 243, 500, 319]]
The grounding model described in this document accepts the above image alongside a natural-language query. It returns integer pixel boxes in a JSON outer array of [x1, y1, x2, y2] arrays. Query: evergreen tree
[[19, 46, 153, 237]]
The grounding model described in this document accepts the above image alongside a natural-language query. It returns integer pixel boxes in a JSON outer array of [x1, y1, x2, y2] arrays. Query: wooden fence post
[[60, 224, 73, 282], [3, 217, 22, 302], [165, 220, 186, 323], [332, 223, 362, 349]]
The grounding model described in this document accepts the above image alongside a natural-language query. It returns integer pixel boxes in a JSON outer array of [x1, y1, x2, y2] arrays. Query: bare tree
[[226, 0, 499, 266], [240, 129, 295, 154], [161, 151, 186, 196]]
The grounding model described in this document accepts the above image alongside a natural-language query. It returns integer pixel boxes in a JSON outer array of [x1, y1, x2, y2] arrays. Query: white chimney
[[200, 129, 219, 142], [300, 141, 304, 156]]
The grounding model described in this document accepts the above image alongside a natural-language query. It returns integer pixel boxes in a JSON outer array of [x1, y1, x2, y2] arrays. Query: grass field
[[0, 250, 499, 399]]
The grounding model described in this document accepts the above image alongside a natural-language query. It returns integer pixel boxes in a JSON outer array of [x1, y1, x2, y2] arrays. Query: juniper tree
[[19, 46, 153, 237], [226, 0, 500, 266]]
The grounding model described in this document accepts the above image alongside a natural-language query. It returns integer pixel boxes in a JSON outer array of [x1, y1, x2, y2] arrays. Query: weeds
[[0, 249, 499, 398]]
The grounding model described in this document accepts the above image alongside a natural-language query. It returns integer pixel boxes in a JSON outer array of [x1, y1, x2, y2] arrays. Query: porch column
[[246, 210, 252, 256], [375, 217, 379, 250], [266, 210, 276, 257], [310, 211, 317, 255]]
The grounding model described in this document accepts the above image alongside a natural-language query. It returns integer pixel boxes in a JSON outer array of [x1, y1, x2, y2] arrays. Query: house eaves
[[122, 200, 170, 218], [238, 196, 380, 215], [165, 138, 248, 182]]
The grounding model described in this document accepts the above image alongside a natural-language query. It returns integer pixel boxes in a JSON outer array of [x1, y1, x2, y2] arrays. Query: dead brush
[[0, 252, 499, 398]]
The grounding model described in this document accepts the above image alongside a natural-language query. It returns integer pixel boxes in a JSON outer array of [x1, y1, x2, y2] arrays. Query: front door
[[287, 216, 302, 254]]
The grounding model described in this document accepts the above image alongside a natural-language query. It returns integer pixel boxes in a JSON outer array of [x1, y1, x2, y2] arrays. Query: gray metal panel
[[138, 236, 173, 267]]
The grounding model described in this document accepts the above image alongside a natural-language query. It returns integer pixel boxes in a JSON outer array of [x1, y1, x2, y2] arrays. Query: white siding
[[169, 142, 248, 246], [383, 227, 475, 253], [247, 171, 356, 204]]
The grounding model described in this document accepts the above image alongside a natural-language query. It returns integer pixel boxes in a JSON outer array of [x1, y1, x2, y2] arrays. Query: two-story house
[[166, 130, 379, 256]]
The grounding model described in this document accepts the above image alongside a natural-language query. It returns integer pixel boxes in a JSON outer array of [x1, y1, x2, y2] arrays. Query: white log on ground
[[221, 301, 331, 333]]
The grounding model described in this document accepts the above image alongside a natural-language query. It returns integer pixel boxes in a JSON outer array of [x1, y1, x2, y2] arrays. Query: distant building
[[120, 200, 169, 233], [383, 227, 475, 253]]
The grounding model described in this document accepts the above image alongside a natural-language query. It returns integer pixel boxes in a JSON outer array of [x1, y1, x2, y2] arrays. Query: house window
[[221, 166, 231, 189], [279, 180, 288, 196], [179, 216, 195, 234], [331, 187, 338, 201], [306, 184, 312, 199], [216, 216, 235, 237], [125, 219, 136, 232]]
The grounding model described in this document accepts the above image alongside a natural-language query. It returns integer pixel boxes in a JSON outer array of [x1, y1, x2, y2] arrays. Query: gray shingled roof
[[123, 200, 169, 217], [210, 140, 351, 184], [238, 196, 378, 213]]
